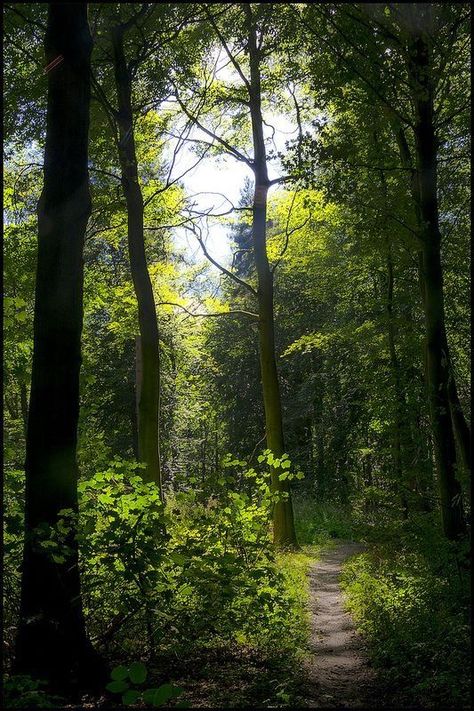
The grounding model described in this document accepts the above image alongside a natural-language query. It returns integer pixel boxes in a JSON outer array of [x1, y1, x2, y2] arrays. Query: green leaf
[[143, 688, 159, 704], [122, 689, 141, 705], [106, 680, 129, 694], [150, 684, 183, 707], [281, 460, 291, 469], [129, 661, 147, 685], [170, 552, 186, 565], [111, 665, 129, 681]]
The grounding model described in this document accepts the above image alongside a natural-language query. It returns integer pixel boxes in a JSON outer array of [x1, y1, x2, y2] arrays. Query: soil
[[303, 542, 377, 708]]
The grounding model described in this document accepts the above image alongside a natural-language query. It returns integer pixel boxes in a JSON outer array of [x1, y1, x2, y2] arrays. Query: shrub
[[341, 515, 471, 708]]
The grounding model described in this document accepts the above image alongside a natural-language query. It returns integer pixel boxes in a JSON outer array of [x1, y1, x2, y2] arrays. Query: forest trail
[[304, 542, 377, 708]]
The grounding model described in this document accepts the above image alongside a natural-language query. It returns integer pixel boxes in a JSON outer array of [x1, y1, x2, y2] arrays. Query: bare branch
[[157, 301, 258, 319], [173, 82, 253, 167], [204, 5, 252, 93], [185, 222, 257, 296]]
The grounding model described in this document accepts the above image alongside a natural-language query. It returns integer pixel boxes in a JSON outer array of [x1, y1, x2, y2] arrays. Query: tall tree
[[175, 3, 299, 546], [297, 2, 469, 539], [401, 7, 466, 537], [110, 8, 162, 492], [244, 3, 297, 547], [14, 2, 105, 690]]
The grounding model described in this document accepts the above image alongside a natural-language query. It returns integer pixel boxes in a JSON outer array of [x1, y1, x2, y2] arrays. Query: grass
[[293, 497, 355, 545]]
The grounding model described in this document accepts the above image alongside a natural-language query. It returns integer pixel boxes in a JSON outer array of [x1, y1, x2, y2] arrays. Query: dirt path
[[303, 542, 377, 708]]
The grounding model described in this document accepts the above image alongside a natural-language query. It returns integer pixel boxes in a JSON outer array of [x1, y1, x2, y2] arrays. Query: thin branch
[[185, 222, 257, 296], [173, 83, 253, 167], [272, 193, 310, 273], [204, 5, 252, 93], [157, 301, 258, 319]]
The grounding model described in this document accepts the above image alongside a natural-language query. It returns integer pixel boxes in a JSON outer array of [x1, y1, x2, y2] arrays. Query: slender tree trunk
[[245, 5, 297, 548], [385, 242, 409, 517], [111, 25, 162, 495], [19, 380, 29, 439], [409, 34, 466, 539], [14, 3, 105, 691]]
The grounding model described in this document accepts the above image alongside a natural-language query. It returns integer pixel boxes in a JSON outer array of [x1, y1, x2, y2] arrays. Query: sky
[[166, 113, 299, 267], [161, 45, 302, 268]]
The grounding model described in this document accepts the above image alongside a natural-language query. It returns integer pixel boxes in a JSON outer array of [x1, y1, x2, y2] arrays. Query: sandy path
[[303, 542, 376, 708]]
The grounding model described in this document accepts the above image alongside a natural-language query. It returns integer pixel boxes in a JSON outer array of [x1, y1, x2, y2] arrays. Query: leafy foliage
[[341, 516, 471, 708]]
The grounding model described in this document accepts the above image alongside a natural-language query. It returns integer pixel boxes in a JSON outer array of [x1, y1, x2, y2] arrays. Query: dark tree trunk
[[245, 5, 297, 548], [111, 25, 162, 495], [14, 3, 106, 692], [409, 34, 466, 539]]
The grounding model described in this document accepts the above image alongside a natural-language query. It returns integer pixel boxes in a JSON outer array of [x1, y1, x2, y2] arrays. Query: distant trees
[[297, 2, 470, 539]]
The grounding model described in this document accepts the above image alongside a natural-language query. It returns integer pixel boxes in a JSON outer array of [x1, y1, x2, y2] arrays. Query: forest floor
[[302, 542, 378, 708]]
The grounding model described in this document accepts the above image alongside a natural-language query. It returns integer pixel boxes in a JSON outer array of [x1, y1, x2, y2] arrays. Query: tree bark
[[408, 34, 466, 539], [111, 24, 162, 495], [245, 5, 297, 548], [14, 3, 106, 691]]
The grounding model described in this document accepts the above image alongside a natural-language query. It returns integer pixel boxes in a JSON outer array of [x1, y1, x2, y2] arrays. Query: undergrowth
[[341, 513, 471, 709], [292, 497, 354, 545]]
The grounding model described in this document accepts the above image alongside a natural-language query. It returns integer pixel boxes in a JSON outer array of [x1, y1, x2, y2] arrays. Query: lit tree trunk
[[14, 3, 105, 691], [245, 4, 297, 548], [111, 24, 162, 495], [409, 34, 466, 539]]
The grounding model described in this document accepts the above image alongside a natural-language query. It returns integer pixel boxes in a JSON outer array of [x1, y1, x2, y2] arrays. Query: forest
[[2, 3, 471, 709]]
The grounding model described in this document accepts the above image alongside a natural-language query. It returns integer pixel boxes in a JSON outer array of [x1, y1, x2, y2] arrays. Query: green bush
[[74, 454, 308, 659], [341, 515, 471, 708], [3, 675, 63, 708]]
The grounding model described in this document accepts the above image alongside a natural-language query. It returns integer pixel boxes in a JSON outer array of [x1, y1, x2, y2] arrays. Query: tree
[[109, 8, 162, 492], [13, 2, 106, 691], [297, 2, 469, 539], [175, 3, 299, 547]]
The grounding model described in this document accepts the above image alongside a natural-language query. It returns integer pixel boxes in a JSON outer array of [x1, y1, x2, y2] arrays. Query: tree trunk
[[409, 34, 466, 539], [14, 3, 105, 692], [19, 380, 29, 439], [245, 5, 297, 548], [111, 25, 162, 495], [385, 242, 409, 517]]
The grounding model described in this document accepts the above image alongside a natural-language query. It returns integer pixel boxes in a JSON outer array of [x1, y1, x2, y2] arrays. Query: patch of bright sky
[[161, 48, 305, 268]]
